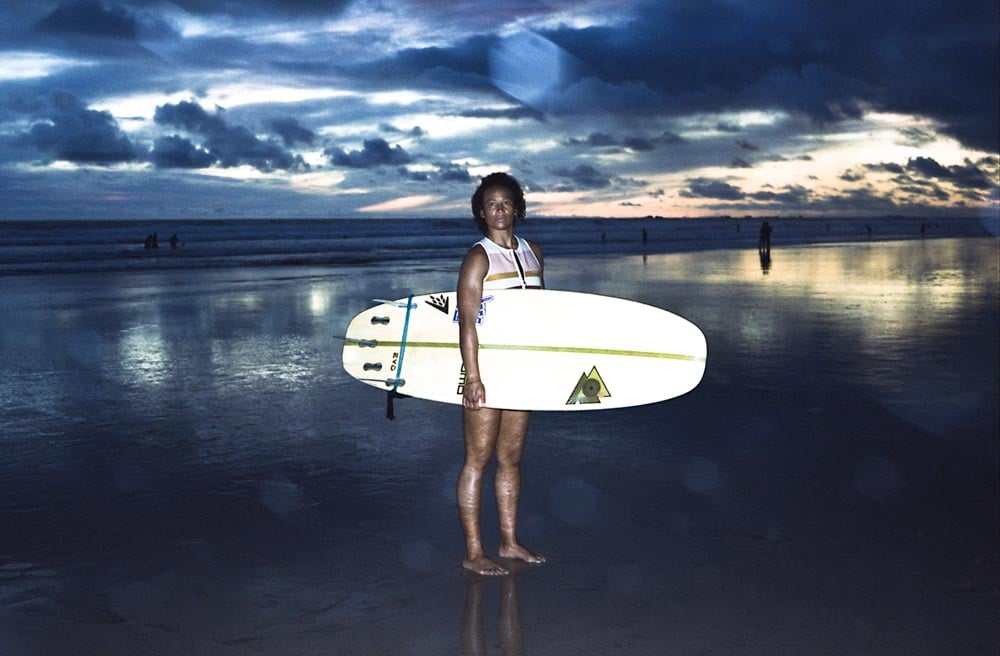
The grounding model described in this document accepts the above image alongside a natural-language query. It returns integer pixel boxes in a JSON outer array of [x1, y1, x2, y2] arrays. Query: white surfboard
[[342, 289, 707, 411]]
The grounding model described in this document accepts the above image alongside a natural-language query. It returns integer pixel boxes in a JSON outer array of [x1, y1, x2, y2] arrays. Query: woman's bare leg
[[459, 407, 507, 575], [495, 410, 545, 564]]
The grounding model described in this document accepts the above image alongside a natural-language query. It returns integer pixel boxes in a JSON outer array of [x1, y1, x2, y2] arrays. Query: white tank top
[[476, 236, 542, 290]]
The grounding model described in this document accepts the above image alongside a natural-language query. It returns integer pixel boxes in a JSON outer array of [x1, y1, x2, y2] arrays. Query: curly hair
[[470, 172, 527, 235]]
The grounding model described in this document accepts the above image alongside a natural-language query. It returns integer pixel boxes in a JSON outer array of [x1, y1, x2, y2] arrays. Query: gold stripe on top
[[484, 271, 522, 282], [484, 270, 541, 282]]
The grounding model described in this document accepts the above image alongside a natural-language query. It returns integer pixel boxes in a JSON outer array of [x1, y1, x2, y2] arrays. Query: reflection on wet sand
[[759, 249, 772, 274], [461, 569, 524, 656]]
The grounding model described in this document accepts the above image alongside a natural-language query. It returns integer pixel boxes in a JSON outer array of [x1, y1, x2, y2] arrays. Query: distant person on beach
[[642, 227, 648, 244], [169, 233, 179, 249], [758, 221, 772, 253], [456, 172, 546, 576]]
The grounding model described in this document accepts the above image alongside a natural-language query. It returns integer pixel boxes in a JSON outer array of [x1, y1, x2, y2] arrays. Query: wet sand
[[1, 238, 997, 654]]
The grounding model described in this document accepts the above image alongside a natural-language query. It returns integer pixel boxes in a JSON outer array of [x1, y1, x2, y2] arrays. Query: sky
[[0, 0, 997, 220]]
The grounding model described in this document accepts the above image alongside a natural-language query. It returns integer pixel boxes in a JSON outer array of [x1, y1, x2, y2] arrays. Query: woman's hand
[[462, 378, 485, 410]]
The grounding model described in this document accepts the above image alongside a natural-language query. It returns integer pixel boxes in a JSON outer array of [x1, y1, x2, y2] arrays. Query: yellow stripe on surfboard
[[344, 338, 706, 363]]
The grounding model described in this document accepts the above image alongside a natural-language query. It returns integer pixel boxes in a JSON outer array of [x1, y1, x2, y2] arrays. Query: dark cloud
[[30, 1, 172, 58], [344, 34, 494, 90], [749, 184, 812, 204], [680, 178, 745, 201], [457, 106, 541, 121], [736, 139, 760, 151], [436, 162, 474, 183], [864, 162, 906, 175], [132, 0, 353, 18], [907, 156, 995, 190], [150, 135, 214, 168], [730, 157, 753, 168], [269, 117, 315, 147], [14, 91, 142, 164], [543, 0, 997, 149], [565, 132, 617, 148], [326, 138, 413, 168], [316, 0, 998, 147], [379, 123, 424, 138], [623, 136, 655, 152], [36, 1, 137, 39], [565, 130, 686, 150], [551, 164, 611, 189], [154, 101, 307, 172]]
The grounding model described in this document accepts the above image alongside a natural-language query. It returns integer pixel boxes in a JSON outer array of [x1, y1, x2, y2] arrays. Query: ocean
[[1, 215, 992, 276]]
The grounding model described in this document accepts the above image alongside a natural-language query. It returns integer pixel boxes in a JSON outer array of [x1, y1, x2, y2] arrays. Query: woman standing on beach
[[456, 172, 546, 576]]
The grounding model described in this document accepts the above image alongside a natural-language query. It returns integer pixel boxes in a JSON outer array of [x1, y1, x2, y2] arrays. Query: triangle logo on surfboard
[[566, 367, 611, 405]]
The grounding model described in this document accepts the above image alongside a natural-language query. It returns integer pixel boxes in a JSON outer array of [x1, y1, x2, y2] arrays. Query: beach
[[0, 232, 997, 654]]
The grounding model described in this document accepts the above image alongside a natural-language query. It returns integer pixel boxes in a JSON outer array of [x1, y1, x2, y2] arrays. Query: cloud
[[14, 91, 143, 164], [864, 162, 906, 175], [435, 162, 474, 183], [153, 101, 307, 172], [137, 0, 354, 18], [150, 135, 214, 169], [749, 184, 812, 204], [551, 164, 611, 190], [30, 0, 172, 58], [623, 136, 656, 152], [326, 137, 413, 168], [565, 132, 618, 148], [544, 0, 998, 149], [457, 106, 541, 121], [680, 178, 745, 201], [907, 156, 995, 190], [565, 130, 686, 150], [269, 117, 315, 147], [36, 0, 138, 39]]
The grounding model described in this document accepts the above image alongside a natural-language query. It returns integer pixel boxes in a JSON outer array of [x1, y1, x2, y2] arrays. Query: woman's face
[[480, 185, 516, 232]]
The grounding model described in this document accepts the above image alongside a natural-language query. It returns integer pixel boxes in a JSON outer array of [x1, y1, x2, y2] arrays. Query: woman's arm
[[457, 246, 489, 409]]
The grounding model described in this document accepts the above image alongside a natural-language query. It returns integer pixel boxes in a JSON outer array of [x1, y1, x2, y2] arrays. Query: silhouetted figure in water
[[758, 221, 772, 254], [143, 233, 159, 249], [866, 224, 872, 238], [641, 228, 648, 244], [169, 233, 179, 249]]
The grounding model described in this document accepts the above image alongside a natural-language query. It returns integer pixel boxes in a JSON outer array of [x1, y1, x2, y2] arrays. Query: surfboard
[[342, 289, 707, 412]]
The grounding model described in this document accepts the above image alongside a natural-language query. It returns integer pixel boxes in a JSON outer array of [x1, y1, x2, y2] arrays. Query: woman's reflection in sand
[[461, 567, 525, 656]]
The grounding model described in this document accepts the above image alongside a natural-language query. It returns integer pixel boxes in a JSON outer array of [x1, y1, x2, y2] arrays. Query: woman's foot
[[499, 543, 545, 564], [463, 554, 509, 576]]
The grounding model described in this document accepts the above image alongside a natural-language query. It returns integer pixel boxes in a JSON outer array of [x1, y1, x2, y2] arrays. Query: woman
[[456, 172, 546, 576]]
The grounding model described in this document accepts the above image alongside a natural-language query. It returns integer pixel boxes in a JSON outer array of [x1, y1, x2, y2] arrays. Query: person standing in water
[[456, 172, 546, 576]]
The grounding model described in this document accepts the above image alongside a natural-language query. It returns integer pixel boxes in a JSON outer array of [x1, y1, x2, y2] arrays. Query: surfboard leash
[[386, 295, 414, 420]]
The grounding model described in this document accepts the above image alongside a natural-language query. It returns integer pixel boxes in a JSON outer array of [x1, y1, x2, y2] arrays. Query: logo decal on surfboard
[[426, 294, 450, 315], [452, 295, 495, 325], [566, 367, 611, 405]]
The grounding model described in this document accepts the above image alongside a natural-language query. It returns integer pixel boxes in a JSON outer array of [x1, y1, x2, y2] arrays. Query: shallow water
[[0, 238, 996, 654]]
